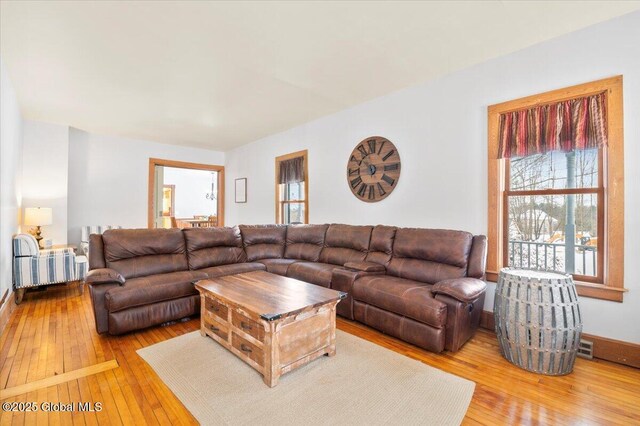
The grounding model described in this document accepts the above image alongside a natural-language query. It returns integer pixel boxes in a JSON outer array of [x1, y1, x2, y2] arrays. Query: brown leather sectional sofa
[[87, 224, 487, 353]]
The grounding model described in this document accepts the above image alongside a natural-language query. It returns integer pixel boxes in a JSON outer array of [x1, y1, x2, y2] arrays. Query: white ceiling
[[2, 1, 639, 151]]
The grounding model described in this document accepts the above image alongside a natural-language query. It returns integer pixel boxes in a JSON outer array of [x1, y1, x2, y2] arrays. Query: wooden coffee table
[[194, 271, 346, 387]]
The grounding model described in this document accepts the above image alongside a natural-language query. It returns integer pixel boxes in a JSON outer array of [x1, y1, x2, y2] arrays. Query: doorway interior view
[[150, 159, 224, 229]]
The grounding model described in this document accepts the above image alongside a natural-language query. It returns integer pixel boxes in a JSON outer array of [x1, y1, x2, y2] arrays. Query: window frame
[[487, 76, 625, 302], [275, 150, 309, 224]]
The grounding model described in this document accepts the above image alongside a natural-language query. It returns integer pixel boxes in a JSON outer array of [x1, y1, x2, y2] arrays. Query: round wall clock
[[347, 136, 401, 202]]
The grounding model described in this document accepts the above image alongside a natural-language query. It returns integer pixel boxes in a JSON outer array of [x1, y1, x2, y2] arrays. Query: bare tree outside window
[[506, 149, 600, 278]]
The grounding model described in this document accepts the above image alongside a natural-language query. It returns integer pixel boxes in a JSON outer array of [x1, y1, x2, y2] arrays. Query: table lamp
[[24, 207, 53, 248]]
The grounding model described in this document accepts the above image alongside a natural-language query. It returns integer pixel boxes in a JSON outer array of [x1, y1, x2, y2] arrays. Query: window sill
[[485, 271, 626, 302], [575, 281, 626, 303]]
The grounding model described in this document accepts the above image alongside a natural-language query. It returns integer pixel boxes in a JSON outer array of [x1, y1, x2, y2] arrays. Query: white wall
[[21, 121, 69, 245], [163, 167, 218, 218], [0, 58, 23, 300], [67, 128, 224, 245], [225, 12, 640, 343]]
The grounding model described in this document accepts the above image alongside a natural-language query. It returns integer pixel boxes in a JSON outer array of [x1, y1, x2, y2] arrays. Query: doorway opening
[[148, 158, 225, 228]]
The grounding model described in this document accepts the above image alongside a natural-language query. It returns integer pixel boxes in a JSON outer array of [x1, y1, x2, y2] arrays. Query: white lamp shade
[[24, 207, 53, 226]]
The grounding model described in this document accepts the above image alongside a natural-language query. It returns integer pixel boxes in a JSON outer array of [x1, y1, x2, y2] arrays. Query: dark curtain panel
[[498, 91, 607, 158], [279, 156, 305, 184]]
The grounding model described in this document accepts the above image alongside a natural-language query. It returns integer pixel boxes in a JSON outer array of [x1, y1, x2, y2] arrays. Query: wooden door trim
[[148, 158, 225, 228]]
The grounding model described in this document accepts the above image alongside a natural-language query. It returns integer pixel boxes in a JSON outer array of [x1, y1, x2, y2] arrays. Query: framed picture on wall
[[235, 178, 247, 203]]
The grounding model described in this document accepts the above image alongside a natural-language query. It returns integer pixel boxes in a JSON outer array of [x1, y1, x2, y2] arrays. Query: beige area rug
[[137, 330, 475, 426]]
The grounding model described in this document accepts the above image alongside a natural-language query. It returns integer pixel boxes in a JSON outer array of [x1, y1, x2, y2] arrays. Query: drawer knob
[[240, 344, 252, 353], [240, 321, 252, 330]]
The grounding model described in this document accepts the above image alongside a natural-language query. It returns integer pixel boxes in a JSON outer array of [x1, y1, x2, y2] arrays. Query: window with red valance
[[487, 77, 625, 302]]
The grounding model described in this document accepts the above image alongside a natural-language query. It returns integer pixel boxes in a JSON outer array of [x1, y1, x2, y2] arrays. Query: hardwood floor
[[1, 283, 638, 425]]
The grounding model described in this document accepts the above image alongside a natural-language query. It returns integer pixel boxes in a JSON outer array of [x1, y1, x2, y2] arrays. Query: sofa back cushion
[[467, 235, 487, 279], [284, 224, 328, 261], [365, 225, 397, 267], [387, 228, 473, 283], [89, 234, 107, 270], [240, 225, 287, 261], [183, 227, 246, 270], [319, 224, 372, 265], [103, 228, 189, 279]]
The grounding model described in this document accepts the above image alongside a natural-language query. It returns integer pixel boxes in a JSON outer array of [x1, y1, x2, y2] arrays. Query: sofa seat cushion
[[352, 275, 447, 328], [286, 261, 338, 288], [105, 270, 207, 313], [198, 262, 266, 278], [257, 258, 299, 276]]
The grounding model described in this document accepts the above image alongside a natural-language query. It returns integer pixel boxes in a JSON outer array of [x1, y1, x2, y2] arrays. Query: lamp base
[[34, 226, 43, 249]]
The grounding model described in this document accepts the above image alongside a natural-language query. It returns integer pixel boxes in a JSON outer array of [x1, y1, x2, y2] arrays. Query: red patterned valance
[[498, 92, 607, 158]]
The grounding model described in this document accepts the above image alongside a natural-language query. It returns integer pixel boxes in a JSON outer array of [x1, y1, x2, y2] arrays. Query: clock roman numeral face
[[350, 176, 362, 189], [357, 183, 367, 197], [357, 145, 368, 158], [382, 149, 395, 162], [367, 139, 376, 154], [381, 174, 395, 186], [348, 136, 400, 203], [384, 163, 399, 171]]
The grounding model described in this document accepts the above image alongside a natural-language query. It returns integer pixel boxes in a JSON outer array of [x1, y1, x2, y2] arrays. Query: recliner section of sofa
[[350, 228, 475, 352], [87, 227, 265, 334], [86, 223, 487, 353]]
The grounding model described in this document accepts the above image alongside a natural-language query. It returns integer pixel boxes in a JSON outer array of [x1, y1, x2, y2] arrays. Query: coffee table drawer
[[205, 297, 228, 321], [232, 310, 264, 342], [203, 315, 228, 341], [232, 332, 264, 367]]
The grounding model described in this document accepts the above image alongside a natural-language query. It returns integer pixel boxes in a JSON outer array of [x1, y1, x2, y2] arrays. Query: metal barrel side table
[[494, 268, 582, 375]]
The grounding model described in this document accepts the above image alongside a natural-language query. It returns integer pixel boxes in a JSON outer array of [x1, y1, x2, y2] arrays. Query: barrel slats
[[494, 268, 582, 376]]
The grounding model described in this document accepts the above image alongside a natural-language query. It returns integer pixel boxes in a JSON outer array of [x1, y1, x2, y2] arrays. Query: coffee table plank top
[[195, 271, 345, 321]]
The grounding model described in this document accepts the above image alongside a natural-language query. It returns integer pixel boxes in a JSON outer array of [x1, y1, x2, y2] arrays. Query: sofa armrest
[[343, 261, 385, 273], [86, 268, 124, 334], [38, 247, 75, 256], [432, 277, 486, 303], [85, 268, 125, 286]]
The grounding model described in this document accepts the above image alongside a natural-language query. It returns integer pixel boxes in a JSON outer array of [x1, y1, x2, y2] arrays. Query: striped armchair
[[80, 225, 122, 257], [12, 234, 88, 304]]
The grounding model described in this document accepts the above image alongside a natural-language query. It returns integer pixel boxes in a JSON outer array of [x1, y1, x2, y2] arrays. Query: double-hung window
[[487, 77, 625, 302], [505, 148, 603, 282], [275, 150, 309, 224]]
